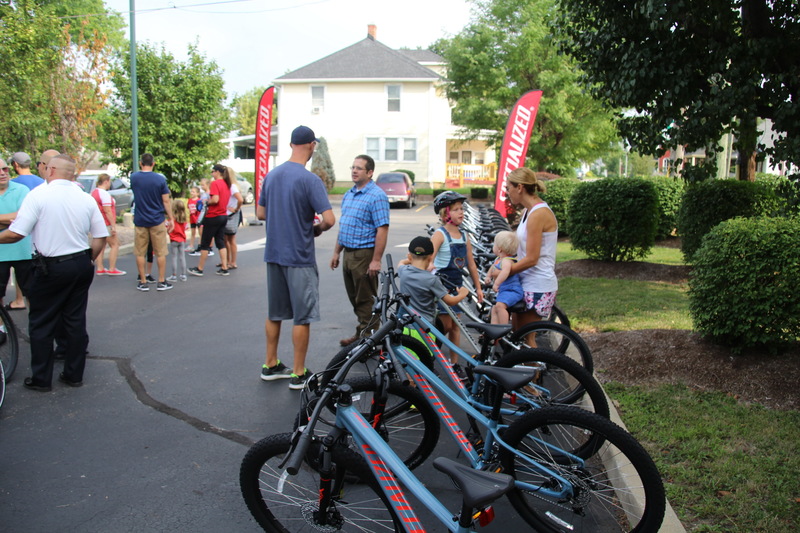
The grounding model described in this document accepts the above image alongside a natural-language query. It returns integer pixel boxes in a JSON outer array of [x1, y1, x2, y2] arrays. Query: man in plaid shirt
[[330, 154, 390, 346]]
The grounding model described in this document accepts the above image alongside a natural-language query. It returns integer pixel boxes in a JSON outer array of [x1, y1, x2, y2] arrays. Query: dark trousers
[[27, 252, 94, 386], [342, 247, 377, 336]]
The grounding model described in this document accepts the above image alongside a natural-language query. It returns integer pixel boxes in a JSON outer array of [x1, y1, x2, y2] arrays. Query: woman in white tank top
[[504, 168, 559, 334]]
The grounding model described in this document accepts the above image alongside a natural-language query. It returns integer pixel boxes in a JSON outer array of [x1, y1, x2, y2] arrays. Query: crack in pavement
[[93, 355, 256, 448]]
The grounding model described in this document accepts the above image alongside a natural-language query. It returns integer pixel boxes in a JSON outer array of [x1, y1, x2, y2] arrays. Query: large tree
[[559, 0, 800, 182], [432, 0, 619, 176], [0, 1, 123, 167], [101, 42, 232, 192]]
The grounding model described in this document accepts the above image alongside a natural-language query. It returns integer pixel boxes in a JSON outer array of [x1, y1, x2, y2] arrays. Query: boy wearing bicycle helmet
[[430, 192, 483, 379]]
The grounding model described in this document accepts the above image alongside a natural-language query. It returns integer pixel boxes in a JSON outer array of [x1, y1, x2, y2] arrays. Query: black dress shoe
[[23, 378, 52, 392], [58, 373, 83, 388]]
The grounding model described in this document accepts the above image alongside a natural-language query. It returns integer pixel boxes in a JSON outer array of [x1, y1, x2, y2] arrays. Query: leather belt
[[43, 250, 91, 263]]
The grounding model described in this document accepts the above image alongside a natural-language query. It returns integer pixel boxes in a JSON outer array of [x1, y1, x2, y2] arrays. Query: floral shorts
[[523, 291, 557, 318]]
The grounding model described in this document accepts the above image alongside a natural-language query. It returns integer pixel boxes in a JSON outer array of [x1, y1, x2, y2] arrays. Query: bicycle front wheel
[[0, 304, 19, 381], [500, 406, 666, 533], [240, 433, 402, 532]]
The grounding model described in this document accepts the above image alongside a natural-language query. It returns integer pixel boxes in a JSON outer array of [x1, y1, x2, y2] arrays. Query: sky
[[104, 0, 475, 98]]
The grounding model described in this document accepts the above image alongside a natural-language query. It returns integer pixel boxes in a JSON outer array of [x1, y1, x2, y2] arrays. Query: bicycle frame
[[330, 374, 582, 533], [395, 300, 550, 417]]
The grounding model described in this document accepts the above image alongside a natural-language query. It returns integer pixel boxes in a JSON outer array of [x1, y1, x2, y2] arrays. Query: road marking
[[238, 237, 266, 252]]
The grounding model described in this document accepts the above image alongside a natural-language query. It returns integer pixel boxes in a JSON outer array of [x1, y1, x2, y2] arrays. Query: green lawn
[[557, 242, 799, 531], [606, 383, 800, 532]]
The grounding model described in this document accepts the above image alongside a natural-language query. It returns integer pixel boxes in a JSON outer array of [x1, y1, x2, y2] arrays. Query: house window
[[449, 151, 459, 164], [311, 85, 325, 112], [366, 137, 380, 160], [385, 138, 398, 160], [404, 139, 417, 161], [387, 84, 401, 112], [461, 151, 472, 164], [475, 152, 485, 165], [365, 136, 418, 162]]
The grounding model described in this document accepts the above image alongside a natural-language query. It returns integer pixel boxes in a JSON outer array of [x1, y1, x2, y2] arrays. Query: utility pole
[[129, 0, 139, 171]]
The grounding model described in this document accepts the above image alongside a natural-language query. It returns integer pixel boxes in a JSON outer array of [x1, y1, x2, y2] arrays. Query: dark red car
[[376, 172, 417, 208]]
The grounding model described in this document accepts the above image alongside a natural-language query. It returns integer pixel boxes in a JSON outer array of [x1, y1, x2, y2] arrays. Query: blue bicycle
[[240, 261, 666, 531]]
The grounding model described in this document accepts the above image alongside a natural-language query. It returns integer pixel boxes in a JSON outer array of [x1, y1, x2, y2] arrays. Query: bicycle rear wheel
[[491, 348, 608, 419], [500, 406, 666, 533], [0, 305, 19, 381], [505, 320, 593, 373], [0, 360, 5, 408], [240, 433, 402, 532]]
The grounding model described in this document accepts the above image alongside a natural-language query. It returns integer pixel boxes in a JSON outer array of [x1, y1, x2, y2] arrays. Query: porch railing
[[444, 163, 497, 188]]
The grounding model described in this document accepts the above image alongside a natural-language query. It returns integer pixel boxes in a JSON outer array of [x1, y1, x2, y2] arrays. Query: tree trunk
[[737, 115, 758, 182]]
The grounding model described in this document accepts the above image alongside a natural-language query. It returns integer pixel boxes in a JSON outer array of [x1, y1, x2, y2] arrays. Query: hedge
[[540, 178, 582, 236], [645, 176, 685, 239], [568, 177, 659, 261], [689, 216, 800, 352], [677, 179, 782, 262]]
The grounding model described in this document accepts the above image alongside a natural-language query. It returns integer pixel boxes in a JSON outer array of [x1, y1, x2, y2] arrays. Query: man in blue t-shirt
[[257, 125, 335, 390], [129, 153, 173, 292], [10, 152, 45, 191]]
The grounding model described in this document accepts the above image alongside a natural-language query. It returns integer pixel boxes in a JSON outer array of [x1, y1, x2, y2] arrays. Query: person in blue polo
[[329, 154, 389, 346]]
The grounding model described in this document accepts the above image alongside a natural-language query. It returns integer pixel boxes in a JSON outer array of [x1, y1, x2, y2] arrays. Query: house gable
[[276, 35, 442, 82]]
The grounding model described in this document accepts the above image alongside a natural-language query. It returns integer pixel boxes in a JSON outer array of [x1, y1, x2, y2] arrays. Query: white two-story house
[[273, 26, 496, 188]]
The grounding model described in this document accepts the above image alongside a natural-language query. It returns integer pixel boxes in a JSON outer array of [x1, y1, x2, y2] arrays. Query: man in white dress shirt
[[0, 154, 107, 391]]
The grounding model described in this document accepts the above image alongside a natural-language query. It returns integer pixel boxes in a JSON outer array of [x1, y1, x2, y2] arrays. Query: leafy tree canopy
[[231, 86, 278, 136], [101, 42, 232, 193], [558, 0, 800, 181], [0, 0, 122, 167], [432, 0, 619, 176]]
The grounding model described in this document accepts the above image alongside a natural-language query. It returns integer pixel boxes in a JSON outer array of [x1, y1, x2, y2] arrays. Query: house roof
[[276, 35, 443, 82]]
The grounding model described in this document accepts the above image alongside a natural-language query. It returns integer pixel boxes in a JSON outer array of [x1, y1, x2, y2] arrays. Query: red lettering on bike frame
[[415, 379, 475, 453], [360, 443, 426, 532], [417, 330, 469, 394]]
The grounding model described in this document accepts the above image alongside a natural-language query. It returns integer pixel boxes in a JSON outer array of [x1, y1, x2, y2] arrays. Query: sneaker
[[179, 275, 188, 282], [216, 268, 230, 276], [105, 269, 126, 276], [188, 267, 204, 277], [260, 361, 293, 381], [156, 281, 173, 291], [187, 250, 201, 257], [146, 274, 157, 283], [96, 268, 107, 275], [289, 369, 311, 390], [452, 363, 469, 382], [136, 282, 149, 292], [208, 250, 215, 257], [166, 275, 178, 282]]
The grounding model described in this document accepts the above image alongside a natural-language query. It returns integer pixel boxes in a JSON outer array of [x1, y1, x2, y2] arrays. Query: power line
[[57, 0, 332, 20]]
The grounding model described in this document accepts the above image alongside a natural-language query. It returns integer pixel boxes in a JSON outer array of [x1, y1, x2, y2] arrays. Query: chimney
[[368, 24, 377, 40]]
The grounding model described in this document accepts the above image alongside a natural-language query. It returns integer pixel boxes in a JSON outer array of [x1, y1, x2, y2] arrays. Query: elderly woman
[[505, 168, 559, 335], [0, 158, 32, 310], [92, 174, 125, 276]]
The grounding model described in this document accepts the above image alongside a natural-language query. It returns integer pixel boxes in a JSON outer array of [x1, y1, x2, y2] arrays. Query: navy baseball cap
[[409, 236, 434, 256], [290, 125, 319, 145]]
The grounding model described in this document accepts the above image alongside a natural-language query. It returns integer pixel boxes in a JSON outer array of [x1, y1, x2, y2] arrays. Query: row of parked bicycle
[[239, 202, 667, 532]]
